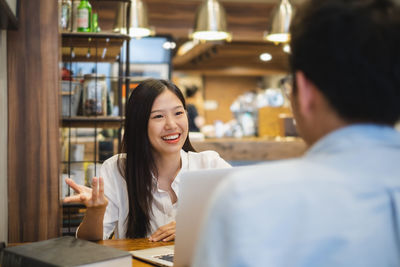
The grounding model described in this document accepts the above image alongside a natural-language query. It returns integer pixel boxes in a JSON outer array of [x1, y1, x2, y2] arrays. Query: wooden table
[[98, 238, 174, 267]]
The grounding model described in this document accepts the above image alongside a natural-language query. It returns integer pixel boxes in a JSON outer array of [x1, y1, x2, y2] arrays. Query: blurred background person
[[185, 85, 205, 132]]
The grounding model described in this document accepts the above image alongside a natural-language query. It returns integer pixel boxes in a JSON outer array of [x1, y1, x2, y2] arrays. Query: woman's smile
[[162, 133, 181, 144]]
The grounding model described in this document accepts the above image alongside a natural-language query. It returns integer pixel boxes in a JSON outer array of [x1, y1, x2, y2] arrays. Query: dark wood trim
[[7, 0, 60, 242], [0, 0, 18, 30], [62, 116, 124, 128]]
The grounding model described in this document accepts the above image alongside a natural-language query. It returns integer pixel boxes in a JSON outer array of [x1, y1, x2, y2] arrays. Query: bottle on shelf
[[77, 0, 92, 32], [60, 0, 71, 31], [71, 0, 80, 32], [91, 13, 101, 33]]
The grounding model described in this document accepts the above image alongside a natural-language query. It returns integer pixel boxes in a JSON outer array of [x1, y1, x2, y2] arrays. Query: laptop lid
[[174, 167, 236, 267], [130, 167, 237, 267]]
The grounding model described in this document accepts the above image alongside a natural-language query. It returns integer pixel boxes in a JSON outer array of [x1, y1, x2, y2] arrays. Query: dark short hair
[[290, 0, 400, 125], [185, 85, 199, 98]]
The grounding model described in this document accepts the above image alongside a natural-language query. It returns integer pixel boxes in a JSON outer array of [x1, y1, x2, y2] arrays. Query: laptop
[[130, 167, 238, 267]]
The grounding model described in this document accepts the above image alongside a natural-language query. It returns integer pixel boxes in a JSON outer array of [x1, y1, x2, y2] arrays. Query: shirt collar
[[173, 150, 189, 186], [306, 124, 400, 157], [153, 149, 188, 191]]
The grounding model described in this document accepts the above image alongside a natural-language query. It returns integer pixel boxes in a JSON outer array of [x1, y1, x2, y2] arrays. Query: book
[[0, 236, 132, 267]]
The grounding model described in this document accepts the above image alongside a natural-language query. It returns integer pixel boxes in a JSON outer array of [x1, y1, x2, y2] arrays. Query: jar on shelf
[[71, 0, 80, 32], [82, 74, 107, 116], [60, 0, 71, 31]]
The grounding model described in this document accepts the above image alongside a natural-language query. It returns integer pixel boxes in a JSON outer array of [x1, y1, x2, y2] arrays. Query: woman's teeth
[[162, 134, 179, 140]]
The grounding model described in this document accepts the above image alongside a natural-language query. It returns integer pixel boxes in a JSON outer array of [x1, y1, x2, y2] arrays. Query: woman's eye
[[176, 111, 184, 116], [152, 114, 163, 119]]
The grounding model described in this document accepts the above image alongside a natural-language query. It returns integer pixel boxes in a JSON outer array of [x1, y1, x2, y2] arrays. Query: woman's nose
[[164, 115, 177, 129]]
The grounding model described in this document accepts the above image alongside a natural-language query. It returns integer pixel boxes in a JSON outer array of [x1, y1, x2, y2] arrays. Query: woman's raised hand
[[63, 177, 108, 209]]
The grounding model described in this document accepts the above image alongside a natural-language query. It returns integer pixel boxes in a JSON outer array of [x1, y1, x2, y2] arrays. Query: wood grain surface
[[99, 238, 174, 267], [7, 0, 60, 242]]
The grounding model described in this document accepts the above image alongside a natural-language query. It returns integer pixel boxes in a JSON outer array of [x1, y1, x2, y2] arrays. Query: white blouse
[[100, 150, 231, 239]]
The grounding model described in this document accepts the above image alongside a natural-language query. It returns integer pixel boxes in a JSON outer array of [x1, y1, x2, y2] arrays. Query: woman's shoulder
[[183, 150, 231, 169], [100, 154, 127, 186], [188, 150, 221, 158], [103, 153, 126, 162], [101, 153, 126, 170]]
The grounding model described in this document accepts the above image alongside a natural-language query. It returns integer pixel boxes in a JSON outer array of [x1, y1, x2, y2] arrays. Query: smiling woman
[[64, 79, 231, 242]]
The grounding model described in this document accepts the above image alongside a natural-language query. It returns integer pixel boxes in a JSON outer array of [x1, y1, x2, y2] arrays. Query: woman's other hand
[[149, 221, 176, 242], [63, 177, 108, 210]]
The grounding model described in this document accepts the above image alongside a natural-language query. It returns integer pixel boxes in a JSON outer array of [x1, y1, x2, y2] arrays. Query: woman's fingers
[[63, 194, 84, 203], [150, 224, 169, 240], [162, 233, 175, 242], [149, 221, 176, 242], [98, 177, 105, 199], [150, 229, 175, 242], [64, 178, 82, 194], [63, 176, 108, 209], [91, 177, 98, 204]]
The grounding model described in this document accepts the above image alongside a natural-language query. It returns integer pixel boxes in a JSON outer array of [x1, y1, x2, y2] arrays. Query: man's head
[[289, 0, 400, 144]]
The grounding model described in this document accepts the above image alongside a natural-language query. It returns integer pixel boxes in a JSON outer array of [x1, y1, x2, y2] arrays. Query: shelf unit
[[60, 1, 174, 236], [61, 28, 130, 236]]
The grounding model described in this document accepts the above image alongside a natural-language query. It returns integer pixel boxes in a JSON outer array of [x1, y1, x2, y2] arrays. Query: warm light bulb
[[129, 27, 151, 38], [192, 31, 230, 41], [265, 33, 290, 43], [260, 53, 272, 61]]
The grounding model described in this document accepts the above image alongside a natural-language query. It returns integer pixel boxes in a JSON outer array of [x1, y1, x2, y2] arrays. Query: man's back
[[194, 125, 400, 266]]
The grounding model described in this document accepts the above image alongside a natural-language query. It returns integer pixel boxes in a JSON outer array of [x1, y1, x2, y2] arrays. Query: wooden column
[[7, 0, 60, 242]]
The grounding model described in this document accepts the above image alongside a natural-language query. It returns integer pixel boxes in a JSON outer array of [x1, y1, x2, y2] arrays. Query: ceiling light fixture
[[113, 2, 128, 34], [192, 0, 231, 41], [264, 0, 294, 43], [129, 0, 153, 38], [260, 53, 272, 62]]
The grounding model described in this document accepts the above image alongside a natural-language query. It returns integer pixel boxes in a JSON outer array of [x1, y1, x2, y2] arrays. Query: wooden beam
[[174, 67, 288, 76], [7, 0, 60, 242], [172, 42, 217, 66]]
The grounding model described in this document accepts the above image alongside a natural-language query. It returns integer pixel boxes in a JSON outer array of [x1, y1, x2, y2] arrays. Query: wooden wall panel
[[0, 30, 8, 244], [7, 0, 60, 242], [204, 76, 259, 124]]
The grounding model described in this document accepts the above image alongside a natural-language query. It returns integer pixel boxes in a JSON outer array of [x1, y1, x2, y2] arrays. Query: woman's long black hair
[[118, 79, 195, 238]]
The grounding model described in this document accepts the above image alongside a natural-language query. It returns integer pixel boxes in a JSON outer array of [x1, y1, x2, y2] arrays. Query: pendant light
[[264, 0, 294, 43], [129, 0, 152, 38], [113, 2, 128, 34], [192, 0, 231, 41]]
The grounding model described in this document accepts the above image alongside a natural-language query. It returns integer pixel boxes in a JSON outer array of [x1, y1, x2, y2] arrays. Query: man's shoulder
[[224, 158, 336, 197]]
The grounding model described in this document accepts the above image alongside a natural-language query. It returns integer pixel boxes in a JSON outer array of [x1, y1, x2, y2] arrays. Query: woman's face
[[148, 89, 189, 157]]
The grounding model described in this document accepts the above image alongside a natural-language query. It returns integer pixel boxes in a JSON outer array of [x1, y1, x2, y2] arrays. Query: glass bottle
[[91, 13, 100, 32], [60, 0, 71, 31], [71, 0, 80, 32], [77, 0, 92, 32]]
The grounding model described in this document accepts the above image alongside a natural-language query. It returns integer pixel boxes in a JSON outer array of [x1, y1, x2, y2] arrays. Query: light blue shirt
[[193, 124, 400, 267]]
